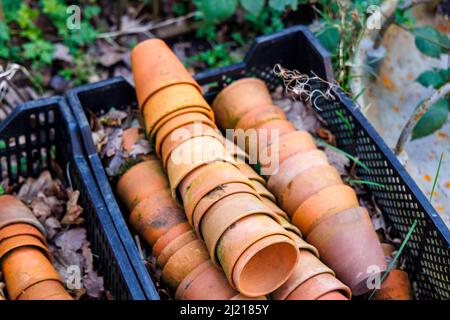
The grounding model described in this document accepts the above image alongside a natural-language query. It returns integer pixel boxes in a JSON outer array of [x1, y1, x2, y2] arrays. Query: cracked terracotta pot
[[0, 235, 49, 261], [306, 207, 386, 296], [18, 279, 72, 300], [232, 233, 298, 297], [216, 214, 296, 288], [179, 161, 255, 225], [235, 161, 265, 185], [279, 165, 343, 216], [259, 130, 317, 176], [2, 247, 63, 300], [167, 136, 236, 200], [200, 193, 280, 264], [373, 269, 413, 300], [129, 189, 187, 246], [317, 291, 349, 300], [175, 261, 238, 300], [161, 123, 221, 170], [0, 195, 46, 236], [0, 223, 47, 246], [262, 197, 289, 220], [131, 38, 201, 109], [292, 185, 359, 236], [156, 230, 197, 268], [151, 222, 192, 258], [271, 249, 335, 300], [155, 113, 217, 157], [161, 239, 210, 290], [267, 149, 329, 199], [235, 104, 287, 131], [116, 159, 168, 211], [287, 273, 352, 300], [192, 183, 260, 236], [212, 78, 272, 129]]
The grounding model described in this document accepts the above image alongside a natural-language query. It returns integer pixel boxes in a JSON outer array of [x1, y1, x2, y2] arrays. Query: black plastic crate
[[0, 96, 151, 300], [67, 25, 449, 300]]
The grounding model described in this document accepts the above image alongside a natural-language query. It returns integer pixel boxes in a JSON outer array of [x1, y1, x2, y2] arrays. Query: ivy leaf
[[416, 68, 450, 89], [412, 99, 449, 140], [268, 0, 298, 12], [200, 0, 238, 22], [241, 0, 265, 16], [316, 25, 340, 55], [413, 26, 448, 58]]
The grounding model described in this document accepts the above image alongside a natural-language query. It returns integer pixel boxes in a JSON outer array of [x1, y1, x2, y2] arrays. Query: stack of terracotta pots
[[131, 40, 300, 297], [117, 156, 265, 300], [211, 78, 387, 296], [0, 195, 72, 300]]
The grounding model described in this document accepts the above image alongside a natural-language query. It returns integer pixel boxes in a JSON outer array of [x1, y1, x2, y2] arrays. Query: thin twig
[[395, 81, 450, 155]]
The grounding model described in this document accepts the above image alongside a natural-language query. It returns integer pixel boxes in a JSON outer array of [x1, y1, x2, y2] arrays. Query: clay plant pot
[[232, 233, 298, 297], [262, 197, 289, 220], [116, 159, 168, 212], [212, 78, 273, 129], [271, 249, 334, 300], [235, 104, 286, 131], [122, 127, 140, 153], [131, 38, 201, 109], [289, 234, 319, 257], [372, 270, 413, 300], [267, 149, 329, 198], [155, 113, 217, 157], [0, 195, 46, 236], [222, 138, 248, 162], [292, 185, 359, 236], [192, 183, 260, 237], [316, 291, 349, 300], [216, 214, 296, 287], [151, 222, 192, 258], [161, 123, 221, 170], [286, 273, 352, 300], [2, 247, 63, 300], [259, 130, 317, 176], [306, 207, 387, 296], [161, 239, 210, 290], [175, 261, 238, 300], [156, 230, 197, 268], [129, 189, 187, 246], [0, 235, 49, 261], [279, 165, 343, 216], [251, 180, 276, 203], [230, 294, 267, 300], [200, 193, 280, 265], [179, 161, 256, 225], [235, 161, 265, 185], [167, 136, 236, 199], [18, 280, 72, 300], [0, 223, 47, 245]]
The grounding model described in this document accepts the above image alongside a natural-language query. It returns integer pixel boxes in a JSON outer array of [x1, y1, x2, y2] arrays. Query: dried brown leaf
[[61, 190, 84, 225]]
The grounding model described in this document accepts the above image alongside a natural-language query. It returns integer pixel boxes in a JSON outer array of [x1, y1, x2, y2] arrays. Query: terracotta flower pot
[[216, 214, 295, 286], [289, 234, 319, 257], [230, 294, 267, 300], [0, 223, 47, 245], [286, 273, 352, 300], [292, 185, 359, 235], [2, 247, 63, 300], [212, 78, 273, 129], [161, 239, 210, 290], [251, 180, 276, 203], [179, 161, 255, 225], [131, 38, 201, 109], [271, 249, 334, 300], [262, 197, 289, 220], [161, 123, 221, 170], [155, 113, 217, 157], [232, 234, 298, 297], [200, 193, 280, 264], [129, 189, 187, 246], [259, 130, 317, 176], [116, 160, 168, 212], [18, 279, 72, 300], [175, 261, 238, 300], [0, 235, 49, 261], [306, 207, 387, 296], [192, 183, 260, 236], [316, 291, 349, 300], [372, 270, 412, 300], [167, 136, 236, 199], [0, 195, 46, 236], [156, 230, 197, 268], [279, 165, 343, 216], [151, 222, 192, 258], [235, 161, 265, 185], [222, 138, 248, 162], [122, 127, 140, 153], [267, 149, 329, 198], [235, 104, 286, 131]]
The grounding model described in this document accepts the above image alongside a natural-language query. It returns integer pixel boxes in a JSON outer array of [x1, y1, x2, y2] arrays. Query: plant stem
[[395, 81, 450, 155], [430, 152, 444, 201]]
